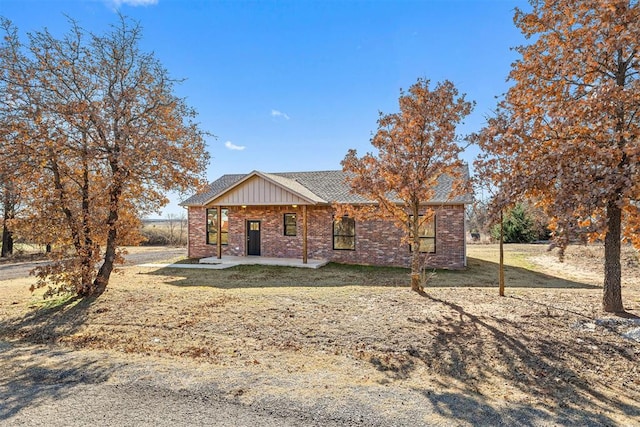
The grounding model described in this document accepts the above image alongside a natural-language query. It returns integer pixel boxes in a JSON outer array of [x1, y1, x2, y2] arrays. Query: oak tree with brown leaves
[[342, 78, 473, 292], [477, 0, 639, 312], [0, 16, 209, 297]]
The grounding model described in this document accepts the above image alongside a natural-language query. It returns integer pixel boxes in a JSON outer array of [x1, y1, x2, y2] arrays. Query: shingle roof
[[260, 172, 327, 203], [180, 168, 472, 206], [181, 173, 246, 206], [274, 170, 372, 204]]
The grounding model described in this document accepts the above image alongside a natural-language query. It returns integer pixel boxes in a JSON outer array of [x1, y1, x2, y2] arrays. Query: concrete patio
[[198, 255, 329, 269], [138, 256, 330, 270]]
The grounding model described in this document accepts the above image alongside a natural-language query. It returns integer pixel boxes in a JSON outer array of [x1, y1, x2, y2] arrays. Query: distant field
[[0, 219, 187, 257], [141, 218, 187, 246]]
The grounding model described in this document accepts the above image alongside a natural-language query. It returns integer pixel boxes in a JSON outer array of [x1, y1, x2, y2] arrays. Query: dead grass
[[1, 243, 640, 425]]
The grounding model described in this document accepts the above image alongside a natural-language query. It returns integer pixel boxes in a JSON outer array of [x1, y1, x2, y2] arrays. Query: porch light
[[241, 205, 247, 209], [292, 204, 297, 208]]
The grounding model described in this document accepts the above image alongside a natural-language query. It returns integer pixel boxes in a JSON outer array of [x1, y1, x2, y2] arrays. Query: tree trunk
[[410, 204, 423, 292], [603, 200, 624, 312], [410, 249, 422, 292], [90, 228, 116, 297], [77, 152, 102, 297], [499, 210, 505, 297], [77, 251, 97, 296], [410, 273, 422, 292], [1, 193, 14, 257], [1, 221, 13, 257], [90, 187, 121, 297]]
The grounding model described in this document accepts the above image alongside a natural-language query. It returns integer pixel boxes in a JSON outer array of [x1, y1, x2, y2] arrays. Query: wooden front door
[[247, 220, 261, 256]]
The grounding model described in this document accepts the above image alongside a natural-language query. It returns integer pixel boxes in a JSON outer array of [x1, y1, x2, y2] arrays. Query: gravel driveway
[[0, 260, 52, 282], [1, 248, 331, 427], [0, 342, 349, 427], [0, 247, 186, 281]]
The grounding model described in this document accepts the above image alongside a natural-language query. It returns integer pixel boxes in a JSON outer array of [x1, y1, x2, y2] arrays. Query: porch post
[[217, 205, 222, 259], [302, 205, 308, 264]]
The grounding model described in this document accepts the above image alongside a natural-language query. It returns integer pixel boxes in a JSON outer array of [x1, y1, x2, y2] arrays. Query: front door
[[247, 220, 261, 256]]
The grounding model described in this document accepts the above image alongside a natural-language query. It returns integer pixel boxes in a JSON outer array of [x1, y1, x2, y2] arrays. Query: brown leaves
[[478, 0, 640, 243], [477, 0, 639, 311], [342, 78, 473, 283], [0, 15, 209, 297], [343, 78, 473, 207]]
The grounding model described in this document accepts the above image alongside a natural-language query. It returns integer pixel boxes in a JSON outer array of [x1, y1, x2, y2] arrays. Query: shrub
[[140, 226, 170, 246], [491, 204, 544, 243], [140, 221, 187, 246]]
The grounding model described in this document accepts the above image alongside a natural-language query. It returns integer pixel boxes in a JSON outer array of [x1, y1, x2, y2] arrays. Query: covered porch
[[203, 171, 328, 264]]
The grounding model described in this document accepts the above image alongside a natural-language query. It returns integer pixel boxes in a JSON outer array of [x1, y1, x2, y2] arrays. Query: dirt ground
[[1, 244, 639, 425]]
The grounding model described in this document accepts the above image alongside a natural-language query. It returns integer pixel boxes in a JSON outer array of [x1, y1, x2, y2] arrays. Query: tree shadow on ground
[[369, 293, 640, 426], [0, 342, 115, 421], [0, 296, 97, 345], [144, 257, 599, 290], [430, 257, 600, 289], [0, 296, 112, 421], [414, 388, 607, 427], [367, 292, 639, 425]]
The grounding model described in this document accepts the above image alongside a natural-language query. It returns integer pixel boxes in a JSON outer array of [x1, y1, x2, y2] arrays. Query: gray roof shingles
[[180, 168, 472, 207]]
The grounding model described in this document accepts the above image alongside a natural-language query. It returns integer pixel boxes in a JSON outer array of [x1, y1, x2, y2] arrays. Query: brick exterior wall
[[187, 204, 467, 269], [187, 207, 215, 258]]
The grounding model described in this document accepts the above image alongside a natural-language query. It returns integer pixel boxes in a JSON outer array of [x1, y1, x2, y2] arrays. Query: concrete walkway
[[139, 256, 329, 270]]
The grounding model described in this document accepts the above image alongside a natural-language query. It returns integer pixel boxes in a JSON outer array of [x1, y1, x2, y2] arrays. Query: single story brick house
[[180, 169, 472, 269]]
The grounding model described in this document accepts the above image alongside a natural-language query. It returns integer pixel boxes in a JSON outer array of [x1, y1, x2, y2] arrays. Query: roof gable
[[186, 171, 326, 207]]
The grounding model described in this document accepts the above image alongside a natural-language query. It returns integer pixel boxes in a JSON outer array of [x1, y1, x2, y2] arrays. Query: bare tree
[[166, 214, 176, 246], [177, 212, 187, 247]]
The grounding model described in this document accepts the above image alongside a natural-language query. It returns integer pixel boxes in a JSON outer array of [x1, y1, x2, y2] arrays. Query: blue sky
[[0, 0, 528, 216]]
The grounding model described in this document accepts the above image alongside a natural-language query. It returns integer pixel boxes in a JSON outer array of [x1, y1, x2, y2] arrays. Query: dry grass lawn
[[1, 244, 639, 425]]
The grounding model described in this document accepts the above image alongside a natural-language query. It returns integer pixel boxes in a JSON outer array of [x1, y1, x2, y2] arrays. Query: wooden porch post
[[302, 205, 308, 264], [217, 205, 222, 259]]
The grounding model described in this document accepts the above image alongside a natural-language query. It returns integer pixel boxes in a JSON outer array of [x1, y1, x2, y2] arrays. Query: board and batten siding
[[210, 175, 310, 206]]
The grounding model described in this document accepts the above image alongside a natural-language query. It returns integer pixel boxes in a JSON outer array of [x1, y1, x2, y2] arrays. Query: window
[[409, 215, 436, 253], [206, 208, 229, 245], [333, 216, 355, 250], [284, 213, 297, 236]]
